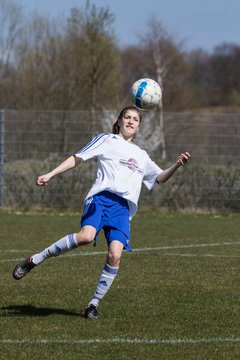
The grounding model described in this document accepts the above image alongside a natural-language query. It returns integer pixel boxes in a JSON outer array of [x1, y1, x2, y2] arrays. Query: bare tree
[[14, 15, 66, 109], [0, 0, 23, 107], [121, 19, 188, 159], [66, 0, 121, 112], [140, 19, 186, 159], [0, 0, 23, 75], [146, 22, 168, 159]]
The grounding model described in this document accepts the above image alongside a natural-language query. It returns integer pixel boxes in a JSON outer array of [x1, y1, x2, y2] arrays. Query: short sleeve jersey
[[75, 133, 163, 219]]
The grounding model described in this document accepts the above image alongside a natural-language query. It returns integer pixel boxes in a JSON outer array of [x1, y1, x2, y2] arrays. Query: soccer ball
[[130, 78, 162, 110]]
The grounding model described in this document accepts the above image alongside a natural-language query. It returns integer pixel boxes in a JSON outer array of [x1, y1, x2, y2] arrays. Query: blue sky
[[19, 0, 240, 52]]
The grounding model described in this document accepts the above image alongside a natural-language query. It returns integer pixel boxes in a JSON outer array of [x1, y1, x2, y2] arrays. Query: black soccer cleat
[[13, 257, 36, 280], [84, 304, 99, 319]]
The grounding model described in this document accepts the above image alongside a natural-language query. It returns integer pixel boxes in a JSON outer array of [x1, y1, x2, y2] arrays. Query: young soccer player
[[13, 106, 191, 319]]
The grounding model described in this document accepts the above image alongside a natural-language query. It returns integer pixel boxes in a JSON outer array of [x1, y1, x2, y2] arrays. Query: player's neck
[[118, 133, 133, 143]]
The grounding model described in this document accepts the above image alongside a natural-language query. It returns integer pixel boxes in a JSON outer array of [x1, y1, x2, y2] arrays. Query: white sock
[[31, 233, 78, 265], [88, 263, 119, 308]]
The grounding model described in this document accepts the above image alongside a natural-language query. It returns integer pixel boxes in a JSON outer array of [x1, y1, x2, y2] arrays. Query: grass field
[[1, 209, 240, 359]]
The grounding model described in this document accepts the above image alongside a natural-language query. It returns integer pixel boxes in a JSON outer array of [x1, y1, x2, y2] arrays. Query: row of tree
[[0, 0, 240, 111]]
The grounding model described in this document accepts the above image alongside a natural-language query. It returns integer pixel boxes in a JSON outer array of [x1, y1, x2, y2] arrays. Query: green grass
[[1, 209, 240, 359]]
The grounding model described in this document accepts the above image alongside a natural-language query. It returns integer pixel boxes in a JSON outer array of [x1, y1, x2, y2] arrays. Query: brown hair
[[112, 106, 142, 134]]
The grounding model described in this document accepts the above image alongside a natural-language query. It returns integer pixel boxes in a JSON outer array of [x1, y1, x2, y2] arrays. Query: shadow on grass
[[0, 304, 84, 317]]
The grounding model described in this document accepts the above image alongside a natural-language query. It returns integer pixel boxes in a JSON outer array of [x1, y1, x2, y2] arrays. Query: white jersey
[[75, 133, 163, 219]]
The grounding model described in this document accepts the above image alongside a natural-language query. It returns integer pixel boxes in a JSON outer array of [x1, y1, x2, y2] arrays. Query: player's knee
[[107, 252, 122, 267], [76, 229, 95, 245]]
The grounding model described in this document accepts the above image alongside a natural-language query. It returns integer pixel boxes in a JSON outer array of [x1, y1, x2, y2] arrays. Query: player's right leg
[[12, 226, 96, 280], [85, 240, 124, 319]]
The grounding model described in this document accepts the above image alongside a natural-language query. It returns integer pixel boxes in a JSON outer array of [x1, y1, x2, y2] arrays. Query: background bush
[[4, 160, 240, 212]]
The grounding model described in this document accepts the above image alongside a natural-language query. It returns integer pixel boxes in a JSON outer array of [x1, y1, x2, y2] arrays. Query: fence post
[[0, 109, 5, 206]]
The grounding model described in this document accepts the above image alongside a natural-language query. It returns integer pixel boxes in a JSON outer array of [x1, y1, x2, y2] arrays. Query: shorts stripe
[[82, 196, 93, 216]]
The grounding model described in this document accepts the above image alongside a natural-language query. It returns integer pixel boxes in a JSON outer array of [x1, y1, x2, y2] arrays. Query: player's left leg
[[85, 240, 123, 319], [13, 194, 102, 281], [12, 226, 96, 280]]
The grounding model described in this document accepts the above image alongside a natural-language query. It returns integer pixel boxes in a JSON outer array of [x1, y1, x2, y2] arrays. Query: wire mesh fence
[[1, 109, 240, 211]]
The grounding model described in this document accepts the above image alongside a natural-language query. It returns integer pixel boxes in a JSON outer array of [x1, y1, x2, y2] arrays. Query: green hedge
[[141, 164, 240, 211], [3, 160, 240, 211]]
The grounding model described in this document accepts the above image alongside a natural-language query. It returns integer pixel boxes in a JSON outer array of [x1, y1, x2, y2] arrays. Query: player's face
[[118, 110, 140, 140]]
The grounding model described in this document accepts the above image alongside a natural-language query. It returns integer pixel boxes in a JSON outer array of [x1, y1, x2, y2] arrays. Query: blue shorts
[[81, 191, 131, 251]]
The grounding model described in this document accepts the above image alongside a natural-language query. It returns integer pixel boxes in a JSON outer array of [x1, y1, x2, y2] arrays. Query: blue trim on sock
[[68, 234, 78, 249], [104, 264, 118, 275]]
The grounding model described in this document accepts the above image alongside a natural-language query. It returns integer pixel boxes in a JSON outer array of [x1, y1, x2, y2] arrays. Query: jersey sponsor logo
[[119, 158, 143, 174]]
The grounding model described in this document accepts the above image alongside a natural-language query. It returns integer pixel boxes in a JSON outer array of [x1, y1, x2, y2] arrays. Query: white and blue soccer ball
[[130, 78, 162, 110]]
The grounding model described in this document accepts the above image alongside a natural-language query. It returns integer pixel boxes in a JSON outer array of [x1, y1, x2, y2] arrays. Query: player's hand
[[177, 152, 191, 166], [36, 174, 51, 186]]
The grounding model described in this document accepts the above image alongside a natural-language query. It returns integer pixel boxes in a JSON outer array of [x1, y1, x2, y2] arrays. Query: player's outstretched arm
[[157, 152, 191, 184], [36, 155, 82, 186]]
